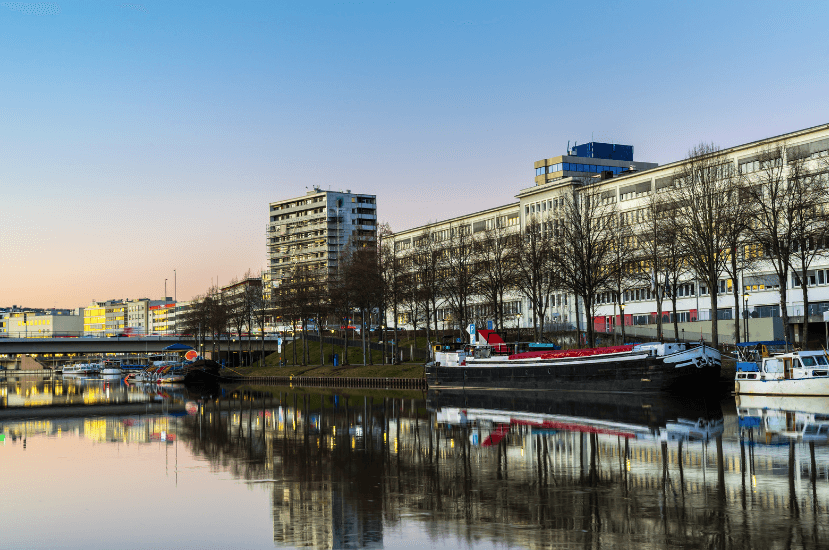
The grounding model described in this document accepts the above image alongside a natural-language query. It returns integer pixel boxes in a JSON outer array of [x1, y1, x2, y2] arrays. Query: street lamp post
[[743, 293, 750, 342], [516, 313, 522, 345]]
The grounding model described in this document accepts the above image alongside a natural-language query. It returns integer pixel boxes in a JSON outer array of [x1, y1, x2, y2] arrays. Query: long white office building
[[389, 123, 829, 345]]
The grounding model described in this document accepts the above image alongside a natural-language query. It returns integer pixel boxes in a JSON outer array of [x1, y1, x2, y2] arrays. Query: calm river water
[[2, 374, 828, 549]]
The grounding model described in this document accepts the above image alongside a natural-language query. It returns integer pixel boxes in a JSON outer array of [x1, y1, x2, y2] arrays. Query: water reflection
[[3, 384, 829, 549], [170, 388, 827, 549]]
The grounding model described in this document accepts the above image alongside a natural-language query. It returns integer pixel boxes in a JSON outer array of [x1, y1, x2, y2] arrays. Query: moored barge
[[426, 330, 721, 393]]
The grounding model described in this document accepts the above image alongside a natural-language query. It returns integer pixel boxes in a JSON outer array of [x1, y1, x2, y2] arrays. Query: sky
[[1, 0, 828, 308]]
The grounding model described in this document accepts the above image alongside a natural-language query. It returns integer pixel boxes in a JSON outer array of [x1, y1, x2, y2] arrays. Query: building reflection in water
[[0, 375, 192, 445], [166, 387, 829, 550], [7, 378, 828, 549]]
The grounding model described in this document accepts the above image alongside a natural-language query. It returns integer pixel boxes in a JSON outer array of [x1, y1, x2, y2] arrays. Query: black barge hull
[[425, 356, 720, 393]]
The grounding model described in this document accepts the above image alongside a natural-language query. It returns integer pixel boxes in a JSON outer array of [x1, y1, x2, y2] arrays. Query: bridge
[[0, 336, 283, 369]]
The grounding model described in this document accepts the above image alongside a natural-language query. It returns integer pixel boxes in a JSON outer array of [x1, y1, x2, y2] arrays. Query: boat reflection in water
[[173, 387, 826, 549], [736, 394, 829, 443], [7, 382, 829, 549]]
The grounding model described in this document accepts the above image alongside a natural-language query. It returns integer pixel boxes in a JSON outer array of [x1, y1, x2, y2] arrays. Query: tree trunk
[[318, 313, 324, 366], [800, 264, 811, 348], [574, 295, 581, 348], [292, 321, 298, 366], [343, 320, 349, 366], [425, 320, 431, 359], [393, 307, 399, 364], [671, 286, 679, 342], [779, 269, 792, 348], [655, 278, 664, 343], [732, 254, 742, 345], [362, 308, 368, 366], [302, 324, 308, 366], [582, 294, 595, 348], [709, 279, 718, 347]]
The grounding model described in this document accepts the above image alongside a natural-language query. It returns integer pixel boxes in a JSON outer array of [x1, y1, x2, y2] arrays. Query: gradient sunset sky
[[2, 1, 828, 308]]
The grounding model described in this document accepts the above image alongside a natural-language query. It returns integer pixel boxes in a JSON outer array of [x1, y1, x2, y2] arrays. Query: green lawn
[[228, 338, 427, 378]]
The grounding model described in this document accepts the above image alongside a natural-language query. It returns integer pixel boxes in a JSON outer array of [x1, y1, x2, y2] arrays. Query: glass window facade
[[538, 163, 629, 176]]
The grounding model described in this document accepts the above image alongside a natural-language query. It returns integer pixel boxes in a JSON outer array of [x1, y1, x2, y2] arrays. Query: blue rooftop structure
[[572, 142, 634, 162]]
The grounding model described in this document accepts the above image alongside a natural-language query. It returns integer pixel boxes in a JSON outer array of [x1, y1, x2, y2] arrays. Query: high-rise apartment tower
[[267, 188, 377, 291]]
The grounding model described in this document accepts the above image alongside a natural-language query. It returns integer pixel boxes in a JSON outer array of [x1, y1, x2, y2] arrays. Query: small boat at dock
[[735, 341, 829, 396], [100, 360, 123, 375], [63, 362, 102, 375]]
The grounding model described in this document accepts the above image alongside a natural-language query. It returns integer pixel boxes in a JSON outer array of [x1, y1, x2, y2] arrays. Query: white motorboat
[[735, 341, 829, 396], [100, 360, 123, 375], [63, 362, 102, 375]]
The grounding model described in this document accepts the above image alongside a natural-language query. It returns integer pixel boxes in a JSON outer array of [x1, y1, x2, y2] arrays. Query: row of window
[[601, 306, 784, 327], [18, 319, 51, 326], [620, 188, 649, 201], [739, 157, 781, 174], [792, 269, 829, 288], [597, 272, 829, 305], [536, 164, 631, 177], [434, 301, 524, 324], [270, 196, 325, 211], [526, 198, 566, 217]]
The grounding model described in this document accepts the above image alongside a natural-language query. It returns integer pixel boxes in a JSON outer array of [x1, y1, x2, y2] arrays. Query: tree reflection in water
[[173, 388, 829, 550]]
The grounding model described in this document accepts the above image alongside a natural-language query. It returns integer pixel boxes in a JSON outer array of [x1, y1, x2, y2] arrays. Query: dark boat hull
[[182, 359, 222, 385], [425, 356, 720, 393], [427, 388, 723, 429]]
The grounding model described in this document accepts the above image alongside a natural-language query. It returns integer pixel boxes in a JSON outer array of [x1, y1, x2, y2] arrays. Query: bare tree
[[475, 218, 518, 331], [636, 192, 671, 342], [551, 186, 618, 348], [381, 227, 403, 363], [719, 183, 758, 345], [668, 143, 740, 347], [607, 205, 637, 344], [329, 257, 354, 366], [787, 152, 829, 346], [250, 270, 270, 367], [661, 220, 691, 342], [511, 213, 554, 342], [241, 269, 260, 366], [742, 144, 798, 346], [441, 222, 478, 335], [409, 228, 442, 350], [348, 245, 383, 365]]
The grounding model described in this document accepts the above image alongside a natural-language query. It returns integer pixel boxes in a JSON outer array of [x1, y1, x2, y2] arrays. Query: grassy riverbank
[[228, 360, 427, 379], [233, 336, 428, 378]]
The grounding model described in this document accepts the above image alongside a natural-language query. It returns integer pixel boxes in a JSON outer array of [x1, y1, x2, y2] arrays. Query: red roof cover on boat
[[508, 344, 634, 361], [477, 329, 511, 353], [477, 329, 505, 344]]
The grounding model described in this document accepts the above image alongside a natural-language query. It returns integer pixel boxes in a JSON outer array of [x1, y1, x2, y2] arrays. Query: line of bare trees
[[389, 141, 829, 351], [270, 236, 385, 367], [177, 269, 269, 367], [181, 142, 829, 362]]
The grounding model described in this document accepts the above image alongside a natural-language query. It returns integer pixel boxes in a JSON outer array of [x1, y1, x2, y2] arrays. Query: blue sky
[[1, 0, 828, 307]]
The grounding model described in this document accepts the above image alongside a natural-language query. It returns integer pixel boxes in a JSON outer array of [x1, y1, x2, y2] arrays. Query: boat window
[[812, 370, 828, 377], [764, 359, 782, 373], [817, 356, 829, 366], [802, 356, 817, 367]]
